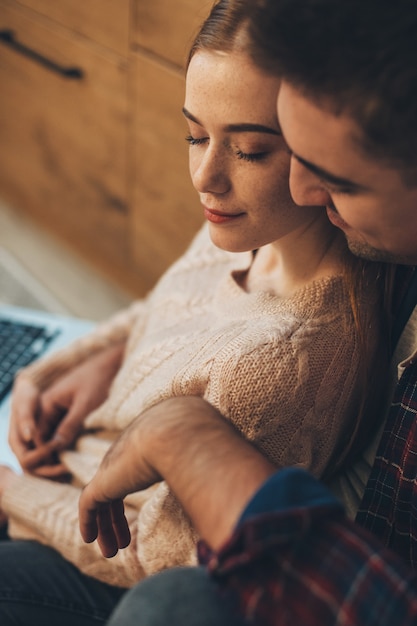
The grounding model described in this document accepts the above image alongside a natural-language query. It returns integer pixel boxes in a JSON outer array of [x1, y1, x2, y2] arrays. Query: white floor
[[0, 201, 132, 320]]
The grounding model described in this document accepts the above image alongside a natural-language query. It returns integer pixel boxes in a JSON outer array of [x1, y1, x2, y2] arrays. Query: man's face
[[277, 81, 417, 264]]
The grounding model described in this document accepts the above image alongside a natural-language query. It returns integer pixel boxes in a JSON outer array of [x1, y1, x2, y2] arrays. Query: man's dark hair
[[247, 0, 417, 175]]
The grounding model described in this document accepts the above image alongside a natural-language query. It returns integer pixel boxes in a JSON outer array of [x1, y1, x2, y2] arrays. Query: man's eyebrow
[[294, 154, 368, 190], [182, 107, 281, 136]]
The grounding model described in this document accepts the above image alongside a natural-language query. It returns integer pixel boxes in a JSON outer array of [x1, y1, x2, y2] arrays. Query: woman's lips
[[203, 207, 245, 224]]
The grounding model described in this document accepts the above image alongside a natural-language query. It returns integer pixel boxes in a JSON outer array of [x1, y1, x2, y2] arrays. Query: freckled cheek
[[268, 170, 294, 208], [249, 187, 288, 222], [188, 153, 205, 191], [188, 152, 198, 179]]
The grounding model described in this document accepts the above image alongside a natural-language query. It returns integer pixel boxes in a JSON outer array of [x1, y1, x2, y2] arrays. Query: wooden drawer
[[11, 0, 130, 56], [130, 52, 203, 285], [0, 2, 139, 291], [133, 0, 213, 67]]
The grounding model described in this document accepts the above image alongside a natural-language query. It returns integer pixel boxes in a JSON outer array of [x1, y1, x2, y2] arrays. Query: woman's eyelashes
[[185, 134, 268, 162], [185, 134, 207, 146], [236, 149, 268, 162]]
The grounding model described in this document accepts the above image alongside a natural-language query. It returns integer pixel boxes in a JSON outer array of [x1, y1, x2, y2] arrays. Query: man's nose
[[289, 156, 332, 206]]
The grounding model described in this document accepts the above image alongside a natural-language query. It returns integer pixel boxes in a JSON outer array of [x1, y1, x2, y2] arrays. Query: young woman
[[0, 0, 391, 623]]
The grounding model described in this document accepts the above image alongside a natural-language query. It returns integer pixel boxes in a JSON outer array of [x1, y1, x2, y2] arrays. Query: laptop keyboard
[[0, 319, 60, 402]]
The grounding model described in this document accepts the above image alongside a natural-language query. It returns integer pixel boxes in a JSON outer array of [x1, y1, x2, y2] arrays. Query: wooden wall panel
[[11, 0, 130, 56], [0, 1, 144, 293], [129, 52, 203, 287], [0, 0, 210, 295], [133, 0, 213, 68]]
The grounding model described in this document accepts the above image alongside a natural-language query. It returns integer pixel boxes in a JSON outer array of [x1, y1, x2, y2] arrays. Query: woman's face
[[184, 50, 323, 252]]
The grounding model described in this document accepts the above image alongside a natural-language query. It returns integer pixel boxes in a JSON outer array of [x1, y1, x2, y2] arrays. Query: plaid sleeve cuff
[[198, 469, 417, 626], [237, 467, 343, 525]]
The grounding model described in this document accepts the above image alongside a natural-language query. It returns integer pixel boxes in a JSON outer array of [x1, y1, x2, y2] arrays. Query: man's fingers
[[81, 514, 99, 545], [96, 504, 120, 558], [79, 490, 99, 544], [96, 501, 131, 558], [110, 499, 131, 550], [79, 493, 131, 558]]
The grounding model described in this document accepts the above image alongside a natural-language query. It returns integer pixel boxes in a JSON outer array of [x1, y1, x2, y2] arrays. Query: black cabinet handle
[[0, 29, 84, 79]]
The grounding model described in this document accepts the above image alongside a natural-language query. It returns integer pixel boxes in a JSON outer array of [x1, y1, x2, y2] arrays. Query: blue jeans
[[107, 566, 247, 626], [0, 538, 125, 625], [0, 537, 245, 625]]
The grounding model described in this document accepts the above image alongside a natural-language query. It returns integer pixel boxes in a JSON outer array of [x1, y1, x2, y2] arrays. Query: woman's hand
[[0, 465, 18, 527], [9, 342, 125, 477]]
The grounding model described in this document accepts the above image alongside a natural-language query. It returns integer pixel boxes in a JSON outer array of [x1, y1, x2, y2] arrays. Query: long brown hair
[[188, 0, 396, 475]]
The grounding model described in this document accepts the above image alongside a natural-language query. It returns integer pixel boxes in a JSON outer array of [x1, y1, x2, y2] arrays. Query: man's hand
[[79, 417, 162, 557], [9, 343, 125, 477], [79, 397, 276, 555]]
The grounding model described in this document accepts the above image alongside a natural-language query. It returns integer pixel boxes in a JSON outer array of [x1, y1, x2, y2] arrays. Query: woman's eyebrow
[[182, 107, 281, 136], [183, 107, 202, 125], [225, 123, 281, 135]]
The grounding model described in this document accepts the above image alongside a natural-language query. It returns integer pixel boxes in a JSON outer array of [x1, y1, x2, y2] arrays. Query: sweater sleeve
[[205, 310, 364, 478], [19, 224, 215, 392], [18, 299, 147, 390], [2, 473, 146, 588], [198, 468, 417, 626]]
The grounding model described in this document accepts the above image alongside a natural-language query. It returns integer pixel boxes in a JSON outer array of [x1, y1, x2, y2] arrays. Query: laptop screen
[[0, 305, 94, 472]]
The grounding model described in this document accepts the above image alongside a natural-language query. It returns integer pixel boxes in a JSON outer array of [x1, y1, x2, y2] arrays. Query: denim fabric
[[107, 566, 246, 626], [0, 539, 125, 625]]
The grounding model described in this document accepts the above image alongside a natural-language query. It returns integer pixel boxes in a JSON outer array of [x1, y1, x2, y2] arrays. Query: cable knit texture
[[3, 225, 378, 587]]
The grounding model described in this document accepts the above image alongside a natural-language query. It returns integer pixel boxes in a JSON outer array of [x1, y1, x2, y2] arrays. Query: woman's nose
[[191, 146, 230, 195], [289, 156, 332, 207]]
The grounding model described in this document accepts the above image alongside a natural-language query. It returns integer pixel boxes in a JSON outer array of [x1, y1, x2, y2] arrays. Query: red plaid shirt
[[357, 360, 417, 567], [198, 359, 417, 625]]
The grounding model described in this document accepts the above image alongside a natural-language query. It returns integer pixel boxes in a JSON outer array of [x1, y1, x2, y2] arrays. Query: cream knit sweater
[[2, 225, 378, 588]]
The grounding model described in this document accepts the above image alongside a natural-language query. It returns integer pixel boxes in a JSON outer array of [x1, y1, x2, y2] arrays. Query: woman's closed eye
[[185, 134, 208, 146], [186, 134, 269, 163], [236, 149, 268, 162]]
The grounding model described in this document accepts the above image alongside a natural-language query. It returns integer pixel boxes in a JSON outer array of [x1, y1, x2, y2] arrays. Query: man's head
[[247, 0, 417, 263]]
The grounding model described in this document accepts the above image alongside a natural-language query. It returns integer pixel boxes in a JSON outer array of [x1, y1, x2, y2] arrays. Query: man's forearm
[[140, 397, 276, 549], [83, 396, 276, 551]]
